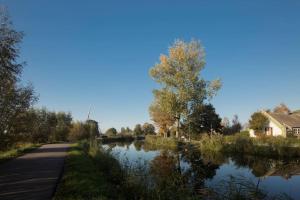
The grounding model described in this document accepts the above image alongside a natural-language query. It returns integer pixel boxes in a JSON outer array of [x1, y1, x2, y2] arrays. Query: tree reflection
[[181, 146, 220, 194], [148, 148, 220, 198], [149, 150, 192, 199], [133, 140, 143, 151]]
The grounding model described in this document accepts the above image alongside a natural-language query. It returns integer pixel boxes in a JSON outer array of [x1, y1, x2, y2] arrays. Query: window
[[293, 128, 300, 135], [265, 127, 273, 136]]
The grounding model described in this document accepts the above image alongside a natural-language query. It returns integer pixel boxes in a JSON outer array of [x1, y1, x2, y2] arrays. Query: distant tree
[[142, 123, 156, 135], [273, 103, 291, 114], [54, 112, 72, 141], [149, 39, 221, 138], [221, 115, 242, 135], [105, 127, 117, 137], [231, 115, 242, 134], [68, 121, 89, 141], [186, 104, 222, 135], [249, 112, 268, 132], [120, 127, 126, 135], [133, 124, 143, 136], [125, 127, 133, 135], [221, 117, 231, 135]]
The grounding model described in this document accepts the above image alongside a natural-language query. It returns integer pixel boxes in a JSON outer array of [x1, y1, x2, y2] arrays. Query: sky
[[1, 0, 300, 132]]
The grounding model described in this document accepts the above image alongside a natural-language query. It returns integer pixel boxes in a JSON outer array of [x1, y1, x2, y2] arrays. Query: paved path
[[0, 143, 70, 200]]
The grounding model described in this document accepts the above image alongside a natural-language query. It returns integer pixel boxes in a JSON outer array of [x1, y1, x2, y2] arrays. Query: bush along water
[[192, 132, 300, 158]]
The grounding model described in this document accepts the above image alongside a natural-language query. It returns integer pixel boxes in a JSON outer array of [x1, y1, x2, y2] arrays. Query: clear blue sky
[[2, 0, 300, 131]]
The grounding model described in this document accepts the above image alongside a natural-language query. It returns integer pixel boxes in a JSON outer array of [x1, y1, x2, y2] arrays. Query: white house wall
[[267, 120, 283, 136]]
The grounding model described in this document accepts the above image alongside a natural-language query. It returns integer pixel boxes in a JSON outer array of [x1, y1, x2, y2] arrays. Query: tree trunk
[[175, 115, 180, 138], [164, 131, 167, 138]]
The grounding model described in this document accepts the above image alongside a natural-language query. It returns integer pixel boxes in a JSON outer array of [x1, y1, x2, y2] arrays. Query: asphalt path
[[0, 143, 70, 200]]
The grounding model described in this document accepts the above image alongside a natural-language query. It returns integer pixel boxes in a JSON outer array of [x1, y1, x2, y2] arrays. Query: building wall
[[249, 129, 256, 138], [265, 120, 283, 137]]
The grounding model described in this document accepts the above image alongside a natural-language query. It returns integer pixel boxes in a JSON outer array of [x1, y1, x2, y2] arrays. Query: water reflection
[[101, 141, 300, 199], [230, 155, 300, 179]]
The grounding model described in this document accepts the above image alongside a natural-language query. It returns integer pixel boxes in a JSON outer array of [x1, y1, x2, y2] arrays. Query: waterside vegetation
[[55, 140, 294, 200], [145, 131, 300, 158], [0, 143, 40, 163]]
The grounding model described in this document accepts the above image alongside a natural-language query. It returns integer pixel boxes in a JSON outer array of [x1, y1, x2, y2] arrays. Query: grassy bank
[[0, 143, 40, 163], [193, 132, 300, 158], [145, 132, 300, 158], [54, 141, 124, 200], [144, 135, 179, 150]]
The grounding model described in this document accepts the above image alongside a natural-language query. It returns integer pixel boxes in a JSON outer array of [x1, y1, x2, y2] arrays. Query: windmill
[[86, 107, 101, 137], [87, 106, 92, 120]]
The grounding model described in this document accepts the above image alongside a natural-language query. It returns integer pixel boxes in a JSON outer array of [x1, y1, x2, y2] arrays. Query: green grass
[[0, 143, 40, 163], [192, 132, 300, 158], [144, 135, 179, 150], [192, 133, 224, 153], [145, 132, 300, 158], [54, 141, 125, 200]]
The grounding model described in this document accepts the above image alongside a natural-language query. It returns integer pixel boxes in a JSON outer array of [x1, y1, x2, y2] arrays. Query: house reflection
[[230, 154, 300, 179]]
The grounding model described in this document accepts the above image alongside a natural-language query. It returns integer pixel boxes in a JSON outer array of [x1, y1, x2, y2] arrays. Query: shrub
[[197, 134, 224, 152], [249, 112, 268, 131], [145, 135, 178, 149]]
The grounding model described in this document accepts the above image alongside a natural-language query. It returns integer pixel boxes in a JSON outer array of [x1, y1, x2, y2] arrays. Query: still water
[[102, 141, 300, 199]]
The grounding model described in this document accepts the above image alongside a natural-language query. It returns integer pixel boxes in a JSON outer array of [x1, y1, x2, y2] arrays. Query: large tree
[[231, 115, 242, 134], [0, 8, 36, 148], [149, 39, 221, 137], [133, 124, 144, 136]]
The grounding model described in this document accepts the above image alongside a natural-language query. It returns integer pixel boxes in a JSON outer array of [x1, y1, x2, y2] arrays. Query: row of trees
[[105, 123, 156, 137], [13, 108, 72, 143], [1, 104, 99, 150], [68, 120, 99, 141]]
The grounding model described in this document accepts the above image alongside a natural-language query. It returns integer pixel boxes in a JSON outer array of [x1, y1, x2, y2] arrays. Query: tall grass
[[145, 135, 179, 149], [193, 132, 300, 158], [193, 133, 224, 152], [0, 143, 40, 163]]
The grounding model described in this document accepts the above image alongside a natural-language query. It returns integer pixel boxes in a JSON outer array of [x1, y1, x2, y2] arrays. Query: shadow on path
[[0, 143, 70, 200]]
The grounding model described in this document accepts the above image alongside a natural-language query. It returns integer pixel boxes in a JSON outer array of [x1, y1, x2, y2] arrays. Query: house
[[250, 110, 300, 138]]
